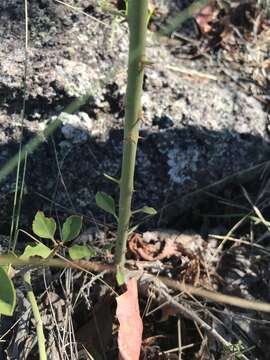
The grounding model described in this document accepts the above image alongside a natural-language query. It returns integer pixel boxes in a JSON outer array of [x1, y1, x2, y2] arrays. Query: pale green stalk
[[114, 0, 149, 281], [24, 272, 47, 360]]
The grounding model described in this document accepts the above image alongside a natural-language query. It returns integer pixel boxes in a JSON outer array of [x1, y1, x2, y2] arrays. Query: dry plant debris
[[116, 278, 143, 360]]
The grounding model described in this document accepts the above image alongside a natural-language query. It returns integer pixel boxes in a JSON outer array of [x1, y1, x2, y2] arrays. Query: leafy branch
[[0, 212, 95, 360]]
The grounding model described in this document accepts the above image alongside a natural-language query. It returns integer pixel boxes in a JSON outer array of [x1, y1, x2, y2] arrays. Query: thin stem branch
[[2, 254, 270, 313]]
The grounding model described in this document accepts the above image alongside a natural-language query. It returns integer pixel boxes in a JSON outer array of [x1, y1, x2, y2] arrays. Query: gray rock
[[59, 112, 93, 144], [0, 0, 269, 230]]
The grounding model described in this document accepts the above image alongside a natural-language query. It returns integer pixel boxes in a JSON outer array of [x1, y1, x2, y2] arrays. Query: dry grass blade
[[214, 214, 249, 254], [139, 275, 252, 359], [164, 64, 219, 80], [159, 277, 270, 313], [210, 234, 270, 256], [159, 160, 270, 219], [139, 275, 231, 347], [54, 0, 109, 27], [242, 186, 270, 231]]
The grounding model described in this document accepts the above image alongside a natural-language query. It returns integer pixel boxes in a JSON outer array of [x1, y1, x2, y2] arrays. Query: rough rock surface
[[0, 0, 269, 232]]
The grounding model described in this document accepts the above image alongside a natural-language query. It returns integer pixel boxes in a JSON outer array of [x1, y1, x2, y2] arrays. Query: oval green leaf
[[32, 211, 56, 241], [0, 267, 16, 316], [20, 243, 51, 260], [95, 192, 117, 218], [140, 206, 157, 215], [133, 206, 157, 215], [62, 215, 83, 243], [68, 244, 96, 260]]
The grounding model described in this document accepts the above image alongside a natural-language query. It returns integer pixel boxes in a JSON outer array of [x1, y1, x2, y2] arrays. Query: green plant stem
[[0, 254, 115, 272], [114, 0, 149, 281], [23, 272, 47, 360]]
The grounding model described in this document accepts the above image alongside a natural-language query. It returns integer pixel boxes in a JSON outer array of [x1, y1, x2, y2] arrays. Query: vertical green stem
[[115, 0, 149, 281], [24, 272, 47, 360]]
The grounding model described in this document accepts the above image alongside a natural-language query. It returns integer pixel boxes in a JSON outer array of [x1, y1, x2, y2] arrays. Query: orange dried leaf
[[129, 233, 179, 261], [195, 2, 218, 34], [116, 278, 143, 360]]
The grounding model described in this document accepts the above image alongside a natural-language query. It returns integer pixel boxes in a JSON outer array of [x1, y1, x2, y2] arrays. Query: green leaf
[[0, 267, 16, 316], [20, 243, 51, 260], [95, 192, 117, 218], [103, 173, 120, 185], [32, 211, 56, 241], [140, 206, 157, 215], [68, 245, 96, 260], [116, 270, 125, 286], [62, 215, 82, 243], [132, 206, 157, 215]]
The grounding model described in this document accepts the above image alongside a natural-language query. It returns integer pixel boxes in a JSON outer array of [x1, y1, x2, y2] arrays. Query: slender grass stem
[[23, 272, 47, 360]]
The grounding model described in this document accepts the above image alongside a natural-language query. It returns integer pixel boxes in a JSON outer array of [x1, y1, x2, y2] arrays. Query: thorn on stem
[[138, 57, 155, 71]]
